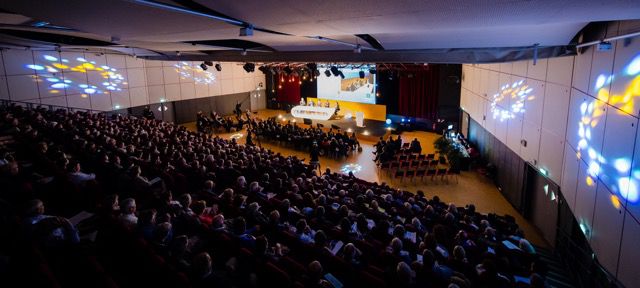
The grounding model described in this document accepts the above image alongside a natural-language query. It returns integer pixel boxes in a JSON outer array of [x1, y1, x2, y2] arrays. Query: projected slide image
[[317, 68, 376, 104]]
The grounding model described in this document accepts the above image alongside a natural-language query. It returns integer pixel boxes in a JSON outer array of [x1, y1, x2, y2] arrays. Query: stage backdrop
[[398, 68, 440, 120]]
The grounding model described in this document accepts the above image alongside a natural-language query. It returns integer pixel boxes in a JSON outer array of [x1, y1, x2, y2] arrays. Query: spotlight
[[330, 66, 340, 76], [200, 63, 208, 70], [338, 71, 345, 79], [283, 66, 293, 75], [243, 63, 255, 73], [258, 65, 269, 74], [215, 63, 222, 71], [359, 70, 365, 79], [306, 63, 317, 72], [324, 69, 331, 77], [369, 68, 377, 74], [314, 70, 320, 77], [204, 61, 213, 66]]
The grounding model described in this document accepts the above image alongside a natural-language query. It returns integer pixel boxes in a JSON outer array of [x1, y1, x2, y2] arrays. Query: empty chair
[[426, 153, 435, 160], [400, 161, 410, 169], [415, 169, 426, 182], [378, 162, 390, 173], [394, 170, 405, 182], [429, 159, 439, 168], [408, 154, 417, 161], [417, 154, 426, 160], [410, 160, 421, 168], [405, 169, 415, 183], [419, 160, 430, 168], [436, 168, 448, 182], [426, 169, 437, 182], [446, 169, 460, 184], [390, 162, 400, 175], [399, 155, 408, 162]]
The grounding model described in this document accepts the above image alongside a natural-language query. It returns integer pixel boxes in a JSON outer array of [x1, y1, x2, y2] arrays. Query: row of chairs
[[392, 167, 459, 184], [378, 158, 441, 174]]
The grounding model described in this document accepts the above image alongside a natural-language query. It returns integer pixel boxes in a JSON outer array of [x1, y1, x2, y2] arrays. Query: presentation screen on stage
[[317, 68, 376, 104]]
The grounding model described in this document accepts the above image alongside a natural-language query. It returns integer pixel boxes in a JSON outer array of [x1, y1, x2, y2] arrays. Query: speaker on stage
[[331, 124, 341, 130], [303, 118, 312, 125]]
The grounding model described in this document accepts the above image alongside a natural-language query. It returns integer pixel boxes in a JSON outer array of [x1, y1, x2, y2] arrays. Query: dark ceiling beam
[[143, 45, 574, 64]]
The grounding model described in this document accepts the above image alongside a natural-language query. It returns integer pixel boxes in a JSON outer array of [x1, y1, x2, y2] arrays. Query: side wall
[[0, 49, 265, 111], [461, 21, 640, 287]]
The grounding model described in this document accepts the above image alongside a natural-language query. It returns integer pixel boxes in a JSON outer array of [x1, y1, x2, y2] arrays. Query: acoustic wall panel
[[541, 83, 571, 138], [616, 213, 640, 286], [129, 86, 149, 107], [506, 116, 523, 154], [162, 66, 180, 84], [66, 93, 91, 109], [7, 75, 38, 101], [573, 47, 594, 93], [599, 108, 637, 196], [147, 85, 165, 104], [180, 82, 196, 100], [145, 67, 164, 86], [609, 36, 640, 117], [0, 77, 9, 100], [574, 161, 598, 241], [527, 58, 548, 81], [127, 68, 146, 88], [2, 49, 35, 75], [539, 129, 565, 184], [521, 121, 541, 165], [89, 91, 112, 111], [164, 84, 181, 101], [523, 79, 545, 126], [546, 56, 574, 87], [105, 54, 127, 69], [590, 182, 624, 275], [561, 143, 580, 210], [512, 60, 528, 77]]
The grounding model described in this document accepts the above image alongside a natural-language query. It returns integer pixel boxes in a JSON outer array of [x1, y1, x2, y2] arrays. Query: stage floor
[[181, 109, 549, 247]]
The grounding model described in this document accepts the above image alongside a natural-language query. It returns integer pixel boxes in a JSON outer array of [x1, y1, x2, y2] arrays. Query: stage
[[265, 109, 391, 141]]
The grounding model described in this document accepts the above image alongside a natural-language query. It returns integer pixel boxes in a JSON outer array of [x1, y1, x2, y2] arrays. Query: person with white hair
[[119, 198, 138, 228]]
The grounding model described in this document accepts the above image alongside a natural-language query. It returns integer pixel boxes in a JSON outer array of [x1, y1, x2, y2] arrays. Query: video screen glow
[[317, 67, 376, 104]]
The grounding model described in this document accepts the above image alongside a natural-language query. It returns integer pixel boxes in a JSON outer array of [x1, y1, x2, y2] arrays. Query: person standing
[[142, 106, 155, 120]]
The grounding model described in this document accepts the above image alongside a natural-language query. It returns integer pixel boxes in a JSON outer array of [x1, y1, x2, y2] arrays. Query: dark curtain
[[398, 68, 439, 120], [276, 74, 301, 104]]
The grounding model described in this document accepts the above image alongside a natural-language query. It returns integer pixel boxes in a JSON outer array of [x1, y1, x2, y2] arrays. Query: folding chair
[[400, 161, 410, 170], [405, 169, 415, 183], [415, 169, 426, 182], [426, 169, 437, 182], [446, 169, 459, 184], [417, 154, 426, 161], [394, 169, 405, 183], [410, 160, 421, 169], [436, 168, 448, 182], [426, 153, 435, 160]]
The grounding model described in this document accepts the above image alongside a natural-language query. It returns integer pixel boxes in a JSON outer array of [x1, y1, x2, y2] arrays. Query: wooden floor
[[183, 109, 549, 247]]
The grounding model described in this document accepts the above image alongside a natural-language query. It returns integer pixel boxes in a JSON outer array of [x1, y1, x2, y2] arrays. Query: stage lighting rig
[[243, 63, 255, 73], [283, 66, 293, 75], [215, 63, 222, 71], [359, 70, 365, 78], [330, 66, 340, 76], [204, 61, 213, 66], [324, 69, 331, 77], [258, 65, 268, 74], [200, 63, 208, 70]]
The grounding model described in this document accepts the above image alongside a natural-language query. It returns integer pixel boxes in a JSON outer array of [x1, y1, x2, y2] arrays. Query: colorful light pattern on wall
[[577, 54, 640, 206], [490, 80, 534, 121], [174, 61, 216, 84], [26, 54, 126, 97]]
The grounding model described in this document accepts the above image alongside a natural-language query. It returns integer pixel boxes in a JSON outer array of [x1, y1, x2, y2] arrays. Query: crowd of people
[[0, 103, 546, 288], [373, 136, 422, 163], [253, 117, 361, 159]]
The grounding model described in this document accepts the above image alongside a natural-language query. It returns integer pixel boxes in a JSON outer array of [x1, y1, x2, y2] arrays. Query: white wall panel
[[40, 96, 67, 107], [127, 68, 146, 88], [162, 66, 180, 84], [523, 79, 545, 126], [539, 129, 565, 184], [600, 108, 637, 195], [575, 161, 598, 241], [616, 213, 640, 288], [110, 89, 130, 109], [130, 86, 149, 107], [521, 120, 541, 164], [195, 82, 209, 98], [546, 56, 574, 87], [221, 79, 234, 95], [66, 93, 91, 109], [233, 78, 244, 94], [125, 56, 145, 68], [209, 79, 221, 96], [2, 49, 34, 75], [471, 67, 481, 94], [145, 67, 164, 86], [0, 51, 5, 76], [243, 77, 255, 92], [589, 48, 616, 99], [487, 71, 500, 97], [478, 69, 489, 99], [164, 84, 180, 101], [83, 52, 107, 67], [506, 116, 523, 154], [609, 35, 640, 117], [106, 54, 127, 69], [7, 75, 38, 101], [499, 62, 512, 74], [573, 48, 594, 94], [89, 92, 112, 111], [627, 129, 640, 218], [147, 85, 165, 103], [561, 143, 580, 209], [542, 83, 570, 138], [180, 83, 196, 100], [512, 60, 528, 77], [590, 183, 624, 275], [527, 58, 548, 81], [145, 59, 163, 67], [494, 113, 508, 143]]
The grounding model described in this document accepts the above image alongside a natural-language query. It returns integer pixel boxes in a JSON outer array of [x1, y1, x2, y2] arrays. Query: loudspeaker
[[331, 124, 341, 130], [303, 118, 312, 125]]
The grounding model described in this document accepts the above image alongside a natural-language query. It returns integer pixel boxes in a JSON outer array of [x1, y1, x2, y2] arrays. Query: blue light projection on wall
[[173, 61, 216, 84], [577, 54, 640, 206], [26, 54, 125, 97], [490, 80, 534, 121]]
